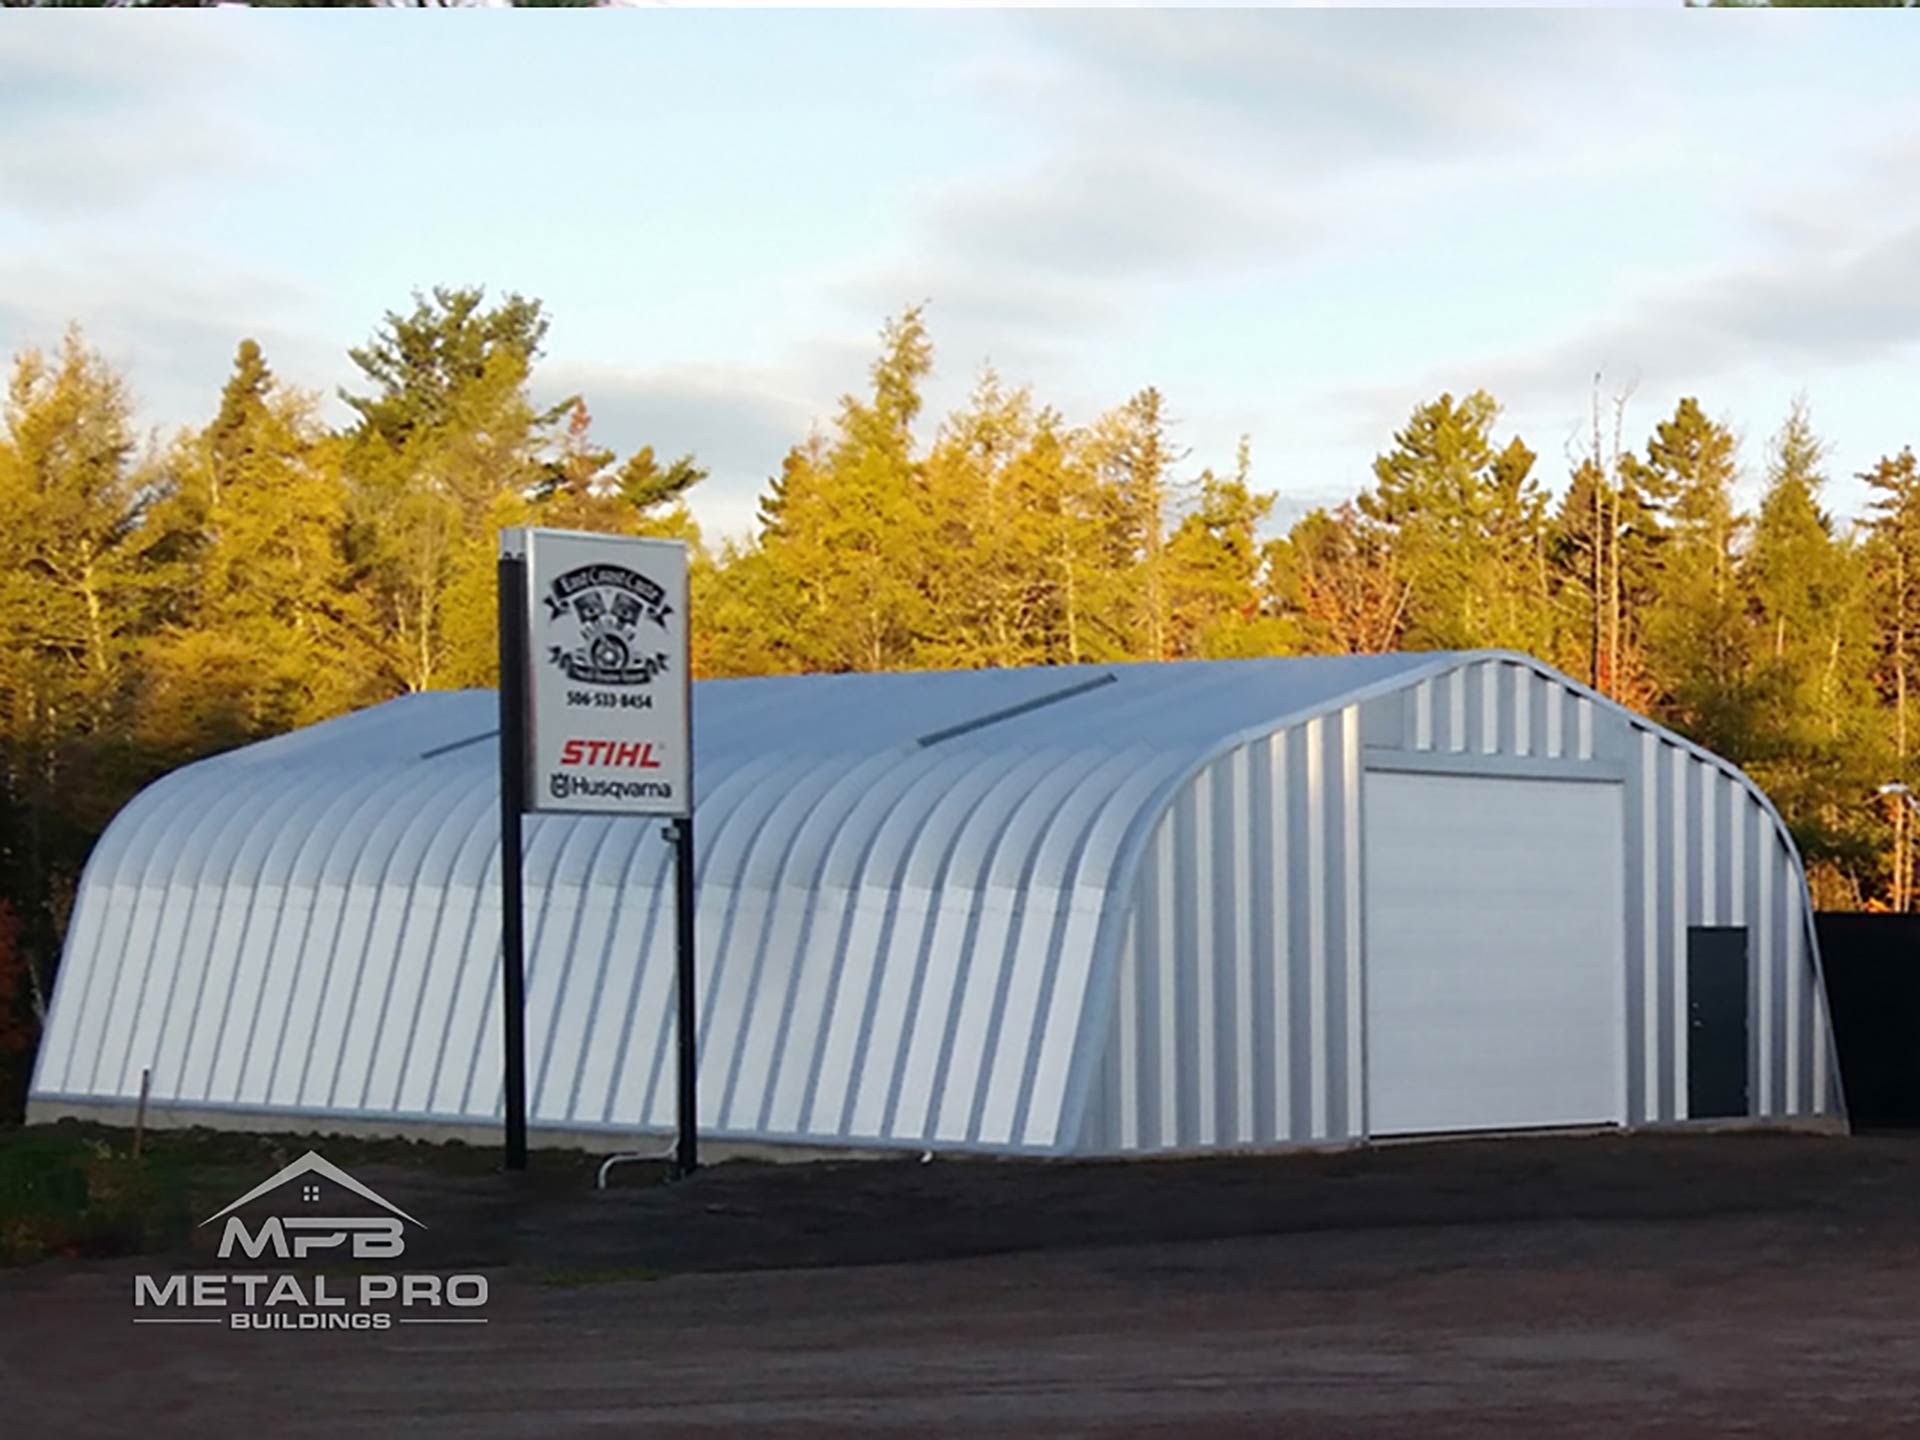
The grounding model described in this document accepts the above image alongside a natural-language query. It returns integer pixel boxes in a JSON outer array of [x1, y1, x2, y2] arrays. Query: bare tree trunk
[[1590, 488, 1603, 691], [1590, 378, 1604, 691], [24, 691, 54, 1028], [1889, 802, 1904, 913], [415, 586, 434, 692], [80, 550, 110, 698], [1607, 386, 1631, 698], [1063, 552, 1080, 665], [1822, 629, 1841, 739], [1897, 543, 1911, 909], [1145, 538, 1164, 661], [1899, 589, 1911, 910]]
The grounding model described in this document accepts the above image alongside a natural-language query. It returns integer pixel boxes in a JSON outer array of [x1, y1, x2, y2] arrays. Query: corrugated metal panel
[[33, 653, 1437, 1155], [35, 648, 1842, 1156], [1090, 706, 1367, 1152], [1090, 655, 1841, 1154], [1614, 729, 1834, 1124]]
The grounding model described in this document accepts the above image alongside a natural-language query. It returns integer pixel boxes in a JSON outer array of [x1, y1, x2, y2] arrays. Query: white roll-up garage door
[[1363, 771, 1626, 1137]]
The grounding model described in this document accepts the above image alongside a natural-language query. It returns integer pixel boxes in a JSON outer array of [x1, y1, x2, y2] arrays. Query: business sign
[[132, 1151, 488, 1332], [504, 527, 690, 817]]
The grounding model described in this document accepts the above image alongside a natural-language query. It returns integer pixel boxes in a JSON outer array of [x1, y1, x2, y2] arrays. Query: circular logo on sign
[[543, 563, 672, 686]]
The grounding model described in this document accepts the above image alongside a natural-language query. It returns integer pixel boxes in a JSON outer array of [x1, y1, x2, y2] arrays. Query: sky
[[3, 11, 1918, 542]]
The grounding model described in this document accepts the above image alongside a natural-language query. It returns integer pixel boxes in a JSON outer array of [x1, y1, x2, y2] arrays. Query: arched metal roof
[[33, 654, 1439, 1150], [31, 649, 1830, 1154]]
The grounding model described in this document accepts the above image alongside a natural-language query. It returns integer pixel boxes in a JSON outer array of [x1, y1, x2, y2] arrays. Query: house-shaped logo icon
[[201, 1151, 423, 1261]]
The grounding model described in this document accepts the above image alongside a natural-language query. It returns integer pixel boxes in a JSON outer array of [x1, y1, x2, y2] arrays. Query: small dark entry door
[[1688, 926, 1750, 1119]]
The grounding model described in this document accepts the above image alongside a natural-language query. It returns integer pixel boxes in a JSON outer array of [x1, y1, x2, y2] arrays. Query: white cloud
[[1010, 10, 1651, 168], [827, 8, 1664, 403], [0, 121, 265, 220], [1311, 119, 1920, 486], [824, 141, 1311, 375], [1442, 228, 1920, 424], [537, 359, 825, 544], [929, 145, 1314, 285], [0, 28, 240, 115], [0, 27, 269, 219], [0, 251, 336, 433]]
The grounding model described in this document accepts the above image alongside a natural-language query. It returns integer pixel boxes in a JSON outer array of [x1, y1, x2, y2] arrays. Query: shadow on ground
[[10, 1129, 1920, 1437], [14, 1123, 1901, 1276]]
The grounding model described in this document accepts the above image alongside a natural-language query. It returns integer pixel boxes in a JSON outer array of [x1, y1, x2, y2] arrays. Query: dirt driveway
[[7, 1130, 1920, 1436]]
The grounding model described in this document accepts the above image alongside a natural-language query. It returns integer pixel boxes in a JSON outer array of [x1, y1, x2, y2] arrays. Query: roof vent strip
[[419, 729, 500, 760], [915, 672, 1118, 749]]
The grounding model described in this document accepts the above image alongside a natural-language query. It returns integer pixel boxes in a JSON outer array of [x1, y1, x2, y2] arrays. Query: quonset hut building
[[30, 651, 1845, 1155]]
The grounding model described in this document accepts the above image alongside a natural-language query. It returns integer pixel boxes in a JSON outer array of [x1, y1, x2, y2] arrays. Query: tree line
[[3, 287, 1916, 1107]]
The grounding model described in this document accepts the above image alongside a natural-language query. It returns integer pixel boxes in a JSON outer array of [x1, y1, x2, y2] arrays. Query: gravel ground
[[7, 1129, 1920, 1437]]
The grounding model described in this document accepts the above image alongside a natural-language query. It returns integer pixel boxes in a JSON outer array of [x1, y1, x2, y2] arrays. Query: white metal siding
[[1620, 729, 1830, 1124], [34, 654, 1430, 1154], [1088, 656, 1841, 1154], [35, 650, 1842, 1156], [1090, 706, 1366, 1151]]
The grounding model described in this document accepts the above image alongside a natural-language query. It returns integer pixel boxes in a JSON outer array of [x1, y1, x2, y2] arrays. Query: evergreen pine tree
[[1744, 400, 1882, 894], [1635, 398, 1756, 755], [1864, 447, 1920, 906]]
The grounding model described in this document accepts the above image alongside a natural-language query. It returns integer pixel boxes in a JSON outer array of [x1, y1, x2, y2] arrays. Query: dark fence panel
[[1816, 915, 1920, 1129]]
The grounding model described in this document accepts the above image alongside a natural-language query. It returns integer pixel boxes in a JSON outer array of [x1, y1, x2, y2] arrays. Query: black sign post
[[496, 547, 531, 1173], [670, 813, 698, 1178], [499, 527, 695, 1181]]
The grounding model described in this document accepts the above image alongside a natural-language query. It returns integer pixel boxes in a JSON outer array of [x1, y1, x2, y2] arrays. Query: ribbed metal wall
[[1082, 657, 1840, 1153], [34, 651, 1838, 1156], [1085, 708, 1365, 1152], [1623, 727, 1831, 1122], [31, 654, 1433, 1155]]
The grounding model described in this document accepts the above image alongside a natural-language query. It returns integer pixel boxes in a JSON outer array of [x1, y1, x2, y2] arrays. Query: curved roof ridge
[[38, 648, 1833, 1154]]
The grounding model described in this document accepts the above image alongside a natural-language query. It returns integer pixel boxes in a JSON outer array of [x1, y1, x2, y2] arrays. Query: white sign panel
[[507, 527, 690, 817]]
